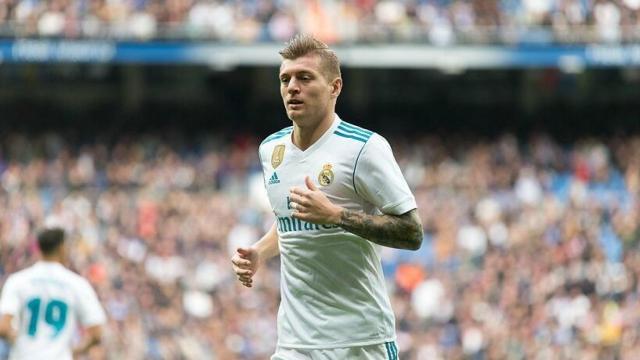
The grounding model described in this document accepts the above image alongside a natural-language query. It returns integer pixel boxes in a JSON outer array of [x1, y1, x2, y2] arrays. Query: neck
[[292, 112, 335, 151], [42, 254, 63, 264]]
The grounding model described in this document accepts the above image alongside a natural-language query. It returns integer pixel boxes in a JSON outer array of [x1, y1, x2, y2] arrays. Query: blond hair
[[279, 34, 341, 80]]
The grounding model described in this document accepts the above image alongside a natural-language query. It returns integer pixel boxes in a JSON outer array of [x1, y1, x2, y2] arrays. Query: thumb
[[305, 176, 317, 191], [237, 247, 252, 257]]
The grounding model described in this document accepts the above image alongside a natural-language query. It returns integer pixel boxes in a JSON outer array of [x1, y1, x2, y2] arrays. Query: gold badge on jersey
[[318, 163, 334, 186], [271, 145, 285, 168]]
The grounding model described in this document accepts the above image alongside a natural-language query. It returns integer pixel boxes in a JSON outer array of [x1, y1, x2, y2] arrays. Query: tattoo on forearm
[[338, 209, 423, 250]]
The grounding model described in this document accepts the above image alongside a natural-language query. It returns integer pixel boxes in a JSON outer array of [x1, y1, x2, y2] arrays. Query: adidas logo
[[268, 172, 280, 185]]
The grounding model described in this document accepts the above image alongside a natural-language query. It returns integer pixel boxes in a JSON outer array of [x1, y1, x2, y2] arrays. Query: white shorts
[[271, 341, 399, 360]]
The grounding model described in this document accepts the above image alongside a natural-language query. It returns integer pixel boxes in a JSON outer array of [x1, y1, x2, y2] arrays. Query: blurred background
[[2, 0, 640, 359]]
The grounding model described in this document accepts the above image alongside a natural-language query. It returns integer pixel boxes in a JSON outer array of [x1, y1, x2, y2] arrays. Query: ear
[[330, 77, 342, 98]]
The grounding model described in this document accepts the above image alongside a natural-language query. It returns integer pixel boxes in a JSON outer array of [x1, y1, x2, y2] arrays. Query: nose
[[287, 78, 300, 94]]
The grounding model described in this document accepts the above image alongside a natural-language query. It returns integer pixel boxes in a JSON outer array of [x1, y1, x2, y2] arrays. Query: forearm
[[0, 315, 16, 344], [252, 222, 280, 260], [337, 208, 423, 250], [72, 330, 101, 357], [73, 339, 98, 356], [0, 328, 16, 344], [287, 179, 423, 250]]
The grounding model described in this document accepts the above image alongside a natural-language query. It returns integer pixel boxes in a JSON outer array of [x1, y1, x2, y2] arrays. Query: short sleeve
[[258, 147, 267, 189], [76, 280, 107, 327], [0, 276, 20, 316], [354, 134, 417, 215]]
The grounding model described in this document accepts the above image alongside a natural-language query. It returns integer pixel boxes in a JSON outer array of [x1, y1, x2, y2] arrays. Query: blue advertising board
[[0, 40, 639, 69]]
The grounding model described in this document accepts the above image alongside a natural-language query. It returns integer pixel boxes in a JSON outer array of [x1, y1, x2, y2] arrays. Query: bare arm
[[290, 177, 424, 250], [232, 222, 280, 287], [0, 314, 16, 344], [72, 325, 102, 357], [338, 208, 423, 250], [252, 222, 280, 261]]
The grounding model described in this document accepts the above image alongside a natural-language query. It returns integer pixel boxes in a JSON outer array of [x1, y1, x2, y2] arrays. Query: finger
[[290, 186, 308, 196], [290, 202, 310, 212], [305, 176, 318, 191], [232, 257, 251, 268], [291, 210, 310, 220], [289, 193, 310, 206], [237, 247, 252, 258], [234, 264, 252, 272], [232, 258, 251, 267], [236, 269, 252, 276], [288, 193, 304, 203]]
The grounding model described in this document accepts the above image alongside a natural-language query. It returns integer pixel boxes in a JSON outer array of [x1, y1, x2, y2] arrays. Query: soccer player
[[231, 34, 423, 359], [0, 227, 107, 360]]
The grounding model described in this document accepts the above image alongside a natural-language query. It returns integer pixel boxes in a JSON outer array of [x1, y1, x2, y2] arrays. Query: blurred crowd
[[1, 129, 640, 359], [1, 0, 640, 44]]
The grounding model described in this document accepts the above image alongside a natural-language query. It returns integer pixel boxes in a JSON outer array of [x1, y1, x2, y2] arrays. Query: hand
[[289, 176, 343, 225], [231, 247, 260, 288], [5, 329, 16, 345]]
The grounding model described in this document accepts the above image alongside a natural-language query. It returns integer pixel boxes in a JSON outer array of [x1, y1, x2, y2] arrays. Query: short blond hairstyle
[[279, 34, 341, 81]]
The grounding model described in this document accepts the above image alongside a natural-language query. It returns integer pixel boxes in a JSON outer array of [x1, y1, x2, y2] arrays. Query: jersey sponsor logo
[[271, 144, 285, 168], [318, 163, 334, 186], [268, 172, 280, 185], [277, 216, 339, 233]]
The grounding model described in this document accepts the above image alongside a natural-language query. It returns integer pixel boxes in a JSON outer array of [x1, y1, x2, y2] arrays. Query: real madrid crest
[[271, 145, 285, 169], [318, 163, 334, 186]]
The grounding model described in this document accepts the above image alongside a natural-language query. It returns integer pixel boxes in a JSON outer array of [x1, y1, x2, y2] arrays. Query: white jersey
[[259, 115, 417, 349], [0, 261, 107, 360]]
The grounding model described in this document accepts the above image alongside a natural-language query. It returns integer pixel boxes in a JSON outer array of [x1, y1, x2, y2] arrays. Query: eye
[[280, 77, 289, 84]]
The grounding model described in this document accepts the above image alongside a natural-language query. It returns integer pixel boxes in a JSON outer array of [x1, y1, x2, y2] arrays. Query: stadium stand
[[1, 130, 640, 359], [1, 0, 640, 44], [1, 1, 640, 359]]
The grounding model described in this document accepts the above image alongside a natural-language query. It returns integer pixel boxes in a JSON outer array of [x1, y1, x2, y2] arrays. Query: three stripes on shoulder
[[333, 122, 373, 143], [262, 121, 374, 146]]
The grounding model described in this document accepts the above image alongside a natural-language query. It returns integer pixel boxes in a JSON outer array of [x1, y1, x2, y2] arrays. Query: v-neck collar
[[288, 114, 340, 157]]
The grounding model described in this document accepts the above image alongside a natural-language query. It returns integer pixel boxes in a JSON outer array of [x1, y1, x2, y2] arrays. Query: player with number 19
[[0, 227, 106, 360]]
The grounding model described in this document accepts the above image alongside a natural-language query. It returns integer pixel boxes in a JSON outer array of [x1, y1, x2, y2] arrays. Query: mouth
[[287, 99, 304, 107]]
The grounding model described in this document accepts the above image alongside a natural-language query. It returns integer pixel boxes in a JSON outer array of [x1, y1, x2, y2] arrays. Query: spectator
[[0, 0, 636, 43], [2, 130, 640, 358]]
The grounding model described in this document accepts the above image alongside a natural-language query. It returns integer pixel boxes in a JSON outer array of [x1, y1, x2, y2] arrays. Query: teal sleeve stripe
[[261, 126, 293, 144], [385, 343, 392, 360], [258, 150, 267, 189], [266, 128, 292, 139], [262, 130, 292, 144], [334, 131, 368, 143], [392, 342, 398, 359], [340, 121, 373, 135], [337, 124, 372, 139], [351, 137, 369, 195]]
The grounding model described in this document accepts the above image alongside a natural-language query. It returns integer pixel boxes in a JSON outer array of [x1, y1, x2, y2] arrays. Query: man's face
[[279, 54, 340, 126]]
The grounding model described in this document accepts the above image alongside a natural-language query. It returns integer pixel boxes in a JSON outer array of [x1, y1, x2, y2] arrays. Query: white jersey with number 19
[[0, 261, 107, 360], [259, 114, 417, 349]]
